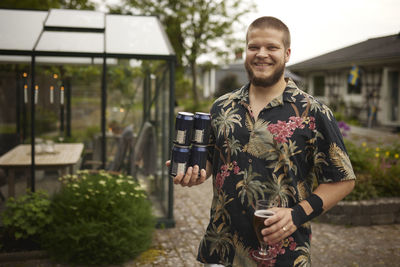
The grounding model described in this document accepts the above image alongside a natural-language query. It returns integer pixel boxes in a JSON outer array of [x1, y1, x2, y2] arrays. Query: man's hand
[[165, 160, 207, 187], [261, 207, 297, 245]]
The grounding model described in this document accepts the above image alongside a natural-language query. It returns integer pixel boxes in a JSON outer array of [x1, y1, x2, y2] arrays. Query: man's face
[[245, 27, 291, 87]]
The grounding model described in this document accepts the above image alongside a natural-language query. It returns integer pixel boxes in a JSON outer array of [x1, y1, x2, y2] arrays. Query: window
[[347, 80, 362, 94], [313, 76, 325, 97]]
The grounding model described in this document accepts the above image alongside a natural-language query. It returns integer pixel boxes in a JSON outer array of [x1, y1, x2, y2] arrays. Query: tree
[[116, 0, 255, 106]]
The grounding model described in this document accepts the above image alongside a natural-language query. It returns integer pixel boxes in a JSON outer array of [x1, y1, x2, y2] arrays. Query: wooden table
[[0, 143, 84, 198]]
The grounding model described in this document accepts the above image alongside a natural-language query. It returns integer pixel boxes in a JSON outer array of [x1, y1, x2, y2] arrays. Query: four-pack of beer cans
[[169, 111, 211, 177]]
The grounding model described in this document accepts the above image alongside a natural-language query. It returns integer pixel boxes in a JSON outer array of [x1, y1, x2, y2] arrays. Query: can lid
[[178, 111, 194, 116], [195, 112, 210, 116], [192, 144, 207, 148]]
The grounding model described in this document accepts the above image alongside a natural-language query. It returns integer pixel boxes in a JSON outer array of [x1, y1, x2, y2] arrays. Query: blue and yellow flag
[[348, 66, 361, 86]]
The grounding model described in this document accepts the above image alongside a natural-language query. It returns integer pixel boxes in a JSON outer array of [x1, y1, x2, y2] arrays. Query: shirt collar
[[233, 78, 299, 107]]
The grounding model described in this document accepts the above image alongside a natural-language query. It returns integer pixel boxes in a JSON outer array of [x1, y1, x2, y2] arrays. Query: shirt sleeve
[[314, 106, 356, 184]]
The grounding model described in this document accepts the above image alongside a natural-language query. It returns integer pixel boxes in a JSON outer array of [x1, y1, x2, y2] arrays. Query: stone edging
[[318, 197, 400, 225]]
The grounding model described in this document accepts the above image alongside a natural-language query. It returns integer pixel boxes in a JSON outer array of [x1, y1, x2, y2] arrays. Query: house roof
[[288, 33, 400, 71]]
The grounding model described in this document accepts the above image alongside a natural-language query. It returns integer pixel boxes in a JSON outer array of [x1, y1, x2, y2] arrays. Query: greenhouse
[[0, 8, 177, 227]]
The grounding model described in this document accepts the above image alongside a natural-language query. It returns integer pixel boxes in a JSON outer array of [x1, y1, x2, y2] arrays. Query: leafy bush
[[1, 191, 53, 252], [42, 170, 155, 265], [344, 140, 400, 200]]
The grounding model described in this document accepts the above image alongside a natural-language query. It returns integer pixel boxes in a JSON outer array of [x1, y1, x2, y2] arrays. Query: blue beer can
[[174, 111, 194, 146], [192, 112, 211, 145], [169, 145, 191, 177], [189, 144, 207, 171]]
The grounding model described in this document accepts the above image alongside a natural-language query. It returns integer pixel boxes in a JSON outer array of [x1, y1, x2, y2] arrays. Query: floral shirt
[[197, 79, 356, 267]]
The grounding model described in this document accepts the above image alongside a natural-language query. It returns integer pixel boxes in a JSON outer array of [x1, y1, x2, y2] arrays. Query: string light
[[50, 85, 54, 104], [60, 86, 64, 105], [34, 85, 39, 104], [24, 84, 28, 104]]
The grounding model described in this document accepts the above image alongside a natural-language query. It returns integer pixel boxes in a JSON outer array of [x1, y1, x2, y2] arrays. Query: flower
[[338, 121, 351, 137], [267, 116, 308, 144], [362, 142, 367, 147], [120, 191, 126, 196], [99, 180, 106, 186], [233, 165, 240, 174], [395, 153, 399, 159], [215, 172, 225, 190]]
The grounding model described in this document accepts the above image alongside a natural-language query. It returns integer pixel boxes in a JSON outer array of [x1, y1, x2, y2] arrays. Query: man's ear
[[285, 48, 291, 63]]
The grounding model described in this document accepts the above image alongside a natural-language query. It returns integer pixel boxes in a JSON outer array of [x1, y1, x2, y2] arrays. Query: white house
[[288, 33, 400, 129]]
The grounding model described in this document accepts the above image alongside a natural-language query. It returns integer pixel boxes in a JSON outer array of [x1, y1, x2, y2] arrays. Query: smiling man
[[171, 16, 356, 267]]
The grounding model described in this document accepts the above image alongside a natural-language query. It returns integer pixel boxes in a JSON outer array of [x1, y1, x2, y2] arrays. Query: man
[[170, 16, 356, 267]]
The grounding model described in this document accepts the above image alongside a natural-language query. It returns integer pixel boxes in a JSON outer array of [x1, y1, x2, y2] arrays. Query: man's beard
[[245, 60, 285, 87]]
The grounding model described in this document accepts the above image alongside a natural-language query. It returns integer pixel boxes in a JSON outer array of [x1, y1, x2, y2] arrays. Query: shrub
[[344, 140, 400, 201], [42, 170, 155, 265], [1, 190, 53, 252], [344, 139, 373, 173]]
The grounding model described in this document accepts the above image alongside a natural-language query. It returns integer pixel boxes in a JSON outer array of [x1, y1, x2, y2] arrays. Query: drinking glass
[[252, 199, 275, 261]]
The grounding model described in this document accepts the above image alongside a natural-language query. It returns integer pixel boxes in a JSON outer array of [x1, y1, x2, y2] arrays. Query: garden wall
[[318, 197, 400, 226]]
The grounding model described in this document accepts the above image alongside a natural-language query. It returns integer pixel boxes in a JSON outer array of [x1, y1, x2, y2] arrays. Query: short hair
[[246, 16, 291, 49]]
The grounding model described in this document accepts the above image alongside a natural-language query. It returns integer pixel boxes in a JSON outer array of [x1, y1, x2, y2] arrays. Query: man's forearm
[[299, 179, 355, 215]]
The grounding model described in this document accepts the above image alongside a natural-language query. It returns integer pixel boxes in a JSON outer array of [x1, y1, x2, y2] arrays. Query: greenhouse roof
[[0, 8, 175, 62]]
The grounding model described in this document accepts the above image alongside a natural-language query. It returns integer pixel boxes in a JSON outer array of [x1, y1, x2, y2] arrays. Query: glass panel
[[0, 63, 33, 199], [37, 57, 92, 65], [106, 15, 173, 55], [133, 64, 171, 221], [68, 65, 102, 170], [0, 63, 21, 158], [45, 9, 104, 29], [104, 59, 144, 171], [0, 55, 31, 63], [0, 9, 47, 50], [36, 32, 104, 53]]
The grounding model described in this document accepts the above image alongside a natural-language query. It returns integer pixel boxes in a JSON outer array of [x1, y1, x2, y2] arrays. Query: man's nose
[[256, 47, 268, 57]]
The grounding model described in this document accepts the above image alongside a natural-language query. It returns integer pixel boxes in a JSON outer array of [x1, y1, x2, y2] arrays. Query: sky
[[247, 0, 400, 65], [95, 0, 400, 65]]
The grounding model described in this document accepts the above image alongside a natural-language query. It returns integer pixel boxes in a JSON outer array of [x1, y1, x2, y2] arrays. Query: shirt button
[[248, 159, 252, 163], [242, 210, 246, 214]]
